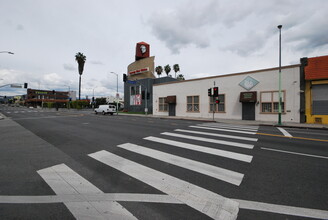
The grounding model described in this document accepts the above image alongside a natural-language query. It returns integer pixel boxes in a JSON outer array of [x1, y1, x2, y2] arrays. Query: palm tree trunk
[[79, 75, 81, 100]]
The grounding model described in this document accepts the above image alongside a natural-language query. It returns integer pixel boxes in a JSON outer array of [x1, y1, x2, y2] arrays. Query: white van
[[95, 105, 116, 115]]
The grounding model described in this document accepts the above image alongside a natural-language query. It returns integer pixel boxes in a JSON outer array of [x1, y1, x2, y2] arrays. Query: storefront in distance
[[153, 64, 302, 123], [25, 89, 69, 107], [301, 55, 328, 124]]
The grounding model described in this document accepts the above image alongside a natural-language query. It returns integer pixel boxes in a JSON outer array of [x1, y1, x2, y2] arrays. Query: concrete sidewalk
[[119, 113, 328, 130]]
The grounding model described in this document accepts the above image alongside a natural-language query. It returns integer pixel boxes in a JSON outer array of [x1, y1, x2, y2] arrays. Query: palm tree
[[164, 64, 171, 77], [155, 66, 163, 78], [173, 64, 180, 78], [177, 74, 185, 81], [75, 52, 86, 100]]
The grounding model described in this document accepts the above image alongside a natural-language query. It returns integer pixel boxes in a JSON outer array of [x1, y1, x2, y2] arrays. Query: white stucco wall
[[153, 65, 301, 123]]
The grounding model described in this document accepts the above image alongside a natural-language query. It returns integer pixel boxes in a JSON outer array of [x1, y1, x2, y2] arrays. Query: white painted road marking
[[235, 199, 328, 219], [117, 143, 244, 186], [197, 123, 259, 131], [190, 126, 257, 135], [1, 193, 327, 219], [0, 193, 183, 204], [144, 136, 253, 163], [161, 132, 254, 149], [261, 147, 328, 160], [277, 127, 293, 137], [37, 164, 137, 220], [175, 129, 258, 142], [89, 150, 239, 220]]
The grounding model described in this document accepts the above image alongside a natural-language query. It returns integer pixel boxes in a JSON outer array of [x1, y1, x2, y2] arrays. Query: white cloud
[[1, 0, 328, 97], [63, 63, 76, 71]]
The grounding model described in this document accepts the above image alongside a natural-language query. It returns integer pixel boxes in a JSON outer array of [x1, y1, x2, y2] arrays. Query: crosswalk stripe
[[144, 136, 253, 163], [175, 129, 258, 142], [37, 164, 138, 220], [277, 127, 293, 137], [200, 125, 258, 132], [162, 132, 254, 149], [89, 150, 239, 220], [198, 123, 259, 130], [117, 143, 244, 186], [190, 126, 257, 135]]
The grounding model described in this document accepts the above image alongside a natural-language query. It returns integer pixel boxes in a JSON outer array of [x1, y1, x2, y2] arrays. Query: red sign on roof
[[135, 42, 150, 60]]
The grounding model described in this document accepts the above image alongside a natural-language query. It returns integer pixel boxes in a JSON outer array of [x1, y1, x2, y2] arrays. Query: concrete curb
[[117, 113, 328, 130]]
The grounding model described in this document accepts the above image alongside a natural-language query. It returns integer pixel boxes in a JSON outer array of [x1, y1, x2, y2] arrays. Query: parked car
[[95, 105, 116, 115]]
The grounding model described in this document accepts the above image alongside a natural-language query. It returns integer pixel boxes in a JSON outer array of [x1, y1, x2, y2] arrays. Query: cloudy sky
[[1, 0, 327, 97]]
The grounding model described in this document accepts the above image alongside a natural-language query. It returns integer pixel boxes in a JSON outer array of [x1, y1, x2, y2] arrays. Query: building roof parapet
[[153, 64, 301, 86]]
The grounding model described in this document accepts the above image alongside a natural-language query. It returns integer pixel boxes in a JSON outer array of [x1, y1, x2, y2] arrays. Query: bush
[[71, 100, 90, 109], [44, 102, 54, 108]]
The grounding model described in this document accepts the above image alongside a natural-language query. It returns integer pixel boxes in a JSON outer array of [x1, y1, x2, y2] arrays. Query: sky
[[1, 0, 328, 98]]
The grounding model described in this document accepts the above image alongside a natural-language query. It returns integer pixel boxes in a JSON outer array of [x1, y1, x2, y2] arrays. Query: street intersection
[[0, 106, 328, 219]]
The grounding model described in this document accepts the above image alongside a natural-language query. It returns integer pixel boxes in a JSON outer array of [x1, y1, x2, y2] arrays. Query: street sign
[[127, 80, 136, 84], [10, 84, 22, 88]]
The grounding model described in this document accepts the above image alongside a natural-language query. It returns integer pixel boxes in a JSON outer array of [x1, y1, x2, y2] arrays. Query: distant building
[[25, 89, 69, 107], [124, 42, 178, 113], [69, 91, 77, 101]]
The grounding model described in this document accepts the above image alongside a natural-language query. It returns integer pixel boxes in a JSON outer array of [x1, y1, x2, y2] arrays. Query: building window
[[187, 96, 199, 112], [260, 91, 285, 113], [209, 94, 225, 112], [159, 97, 168, 112], [130, 85, 141, 105]]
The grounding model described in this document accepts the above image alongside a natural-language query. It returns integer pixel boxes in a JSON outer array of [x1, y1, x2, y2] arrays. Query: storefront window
[[260, 91, 285, 113], [187, 96, 199, 112], [130, 85, 141, 105], [209, 94, 225, 112], [159, 97, 168, 112]]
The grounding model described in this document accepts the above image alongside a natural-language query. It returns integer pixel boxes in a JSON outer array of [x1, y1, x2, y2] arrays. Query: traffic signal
[[141, 91, 145, 99], [24, 83, 28, 88], [213, 87, 219, 97], [147, 92, 150, 100], [52, 90, 55, 94], [215, 98, 220, 104], [208, 88, 212, 96], [123, 74, 127, 82]]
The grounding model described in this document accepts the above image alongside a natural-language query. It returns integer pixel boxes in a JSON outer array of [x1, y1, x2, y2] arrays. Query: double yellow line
[[256, 132, 328, 142]]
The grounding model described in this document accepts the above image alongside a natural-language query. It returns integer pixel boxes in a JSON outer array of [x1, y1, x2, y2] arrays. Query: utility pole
[[277, 25, 282, 125]]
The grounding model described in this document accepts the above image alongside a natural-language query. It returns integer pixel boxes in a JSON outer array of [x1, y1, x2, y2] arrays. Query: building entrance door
[[242, 102, 255, 120], [168, 103, 176, 116]]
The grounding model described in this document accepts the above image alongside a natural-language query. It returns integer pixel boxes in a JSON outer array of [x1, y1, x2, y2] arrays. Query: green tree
[[155, 66, 163, 78], [173, 64, 180, 78], [177, 74, 185, 81], [75, 52, 86, 100], [164, 64, 171, 76]]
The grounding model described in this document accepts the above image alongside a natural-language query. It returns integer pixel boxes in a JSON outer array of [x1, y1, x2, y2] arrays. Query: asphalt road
[[0, 105, 328, 220]]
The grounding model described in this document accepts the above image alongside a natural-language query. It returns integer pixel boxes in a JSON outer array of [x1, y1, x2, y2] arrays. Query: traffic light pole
[[212, 81, 216, 121], [212, 94, 215, 121]]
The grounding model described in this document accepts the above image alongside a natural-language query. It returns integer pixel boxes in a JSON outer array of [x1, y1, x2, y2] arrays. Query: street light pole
[[110, 72, 119, 115], [277, 25, 282, 125]]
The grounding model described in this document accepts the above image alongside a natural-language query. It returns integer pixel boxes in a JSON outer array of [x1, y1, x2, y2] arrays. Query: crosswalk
[[37, 122, 259, 220], [4, 110, 49, 114]]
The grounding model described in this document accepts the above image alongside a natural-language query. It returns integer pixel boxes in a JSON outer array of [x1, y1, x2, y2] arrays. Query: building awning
[[165, 96, 176, 104], [239, 91, 257, 102]]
